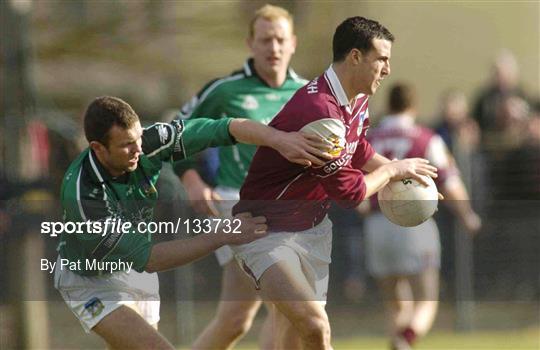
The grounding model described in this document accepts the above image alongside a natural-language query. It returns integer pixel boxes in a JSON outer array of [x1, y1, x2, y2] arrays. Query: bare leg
[[408, 268, 439, 337], [259, 260, 331, 350], [93, 306, 173, 350], [192, 261, 261, 350], [259, 303, 279, 350], [377, 276, 414, 336]]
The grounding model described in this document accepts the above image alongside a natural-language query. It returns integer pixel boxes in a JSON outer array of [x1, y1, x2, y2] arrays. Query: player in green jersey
[[55, 96, 331, 349], [174, 5, 305, 349]]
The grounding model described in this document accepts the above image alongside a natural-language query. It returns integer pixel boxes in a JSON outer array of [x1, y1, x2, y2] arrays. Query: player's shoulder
[[197, 69, 247, 97], [61, 150, 101, 201], [287, 68, 309, 87], [415, 125, 438, 140], [178, 67, 248, 118], [293, 75, 340, 111]]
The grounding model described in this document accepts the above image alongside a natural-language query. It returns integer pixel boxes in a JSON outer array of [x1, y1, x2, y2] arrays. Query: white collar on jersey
[[325, 65, 365, 109], [380, 113, 416, 128]]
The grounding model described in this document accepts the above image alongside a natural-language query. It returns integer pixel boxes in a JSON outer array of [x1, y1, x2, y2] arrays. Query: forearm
[[361, 153, 394, 199], [442, 178, 474, 221], [145, 234, 226, 273], [362, 153, 391, 172], [229, 119, 281, 148], [363, 165, 394, 199]]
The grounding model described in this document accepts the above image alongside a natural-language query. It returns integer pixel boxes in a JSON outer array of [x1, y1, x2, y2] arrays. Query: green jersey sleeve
[[143, 118, 235, 167], [142, 120, 186, 163], [180, 117, 235, 157]]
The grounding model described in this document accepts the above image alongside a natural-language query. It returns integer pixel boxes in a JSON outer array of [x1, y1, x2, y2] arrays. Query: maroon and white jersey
[[367, 114, 459, 208], [234, 66, 375, 231]]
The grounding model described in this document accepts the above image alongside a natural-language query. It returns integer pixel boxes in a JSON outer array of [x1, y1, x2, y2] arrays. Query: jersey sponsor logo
[[88, 188, 100, 199], [91, 222, 124, 261], [320, 141, 358, 175], [323, 153, 353, 174], [307, 78, 319, 94], [140, 178, 157, 196], [357, 109, 368, 136], [84, 297, 104, 318], [242, 95, 259, 110]]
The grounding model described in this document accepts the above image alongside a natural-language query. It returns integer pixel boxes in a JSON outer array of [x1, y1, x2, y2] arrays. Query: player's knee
[[219, 312, 254, 338], [144, 337, 175, 350], [296, 315, 330, 343]]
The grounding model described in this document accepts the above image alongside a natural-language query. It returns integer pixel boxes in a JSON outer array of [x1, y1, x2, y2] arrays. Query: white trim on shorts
[[233, 217, 333, 303], [213, 186, 240, 266], [54, 256, 160, 333]]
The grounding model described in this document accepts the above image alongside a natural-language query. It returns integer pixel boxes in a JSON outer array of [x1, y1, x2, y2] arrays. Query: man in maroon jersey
[[364, 83, 480, 350], [233, 17, 438, 349]]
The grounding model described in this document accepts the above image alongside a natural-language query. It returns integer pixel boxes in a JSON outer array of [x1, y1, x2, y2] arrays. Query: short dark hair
[[84, 96, 139, 146], [333, 16, 394, 62], [388, 83, 416, 113]]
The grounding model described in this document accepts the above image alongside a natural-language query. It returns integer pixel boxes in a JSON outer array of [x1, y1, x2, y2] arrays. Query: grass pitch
[[232, 328, 539, 349]]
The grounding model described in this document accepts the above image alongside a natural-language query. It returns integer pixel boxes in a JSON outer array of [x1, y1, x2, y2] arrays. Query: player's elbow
[[144, 264, 158, 273]]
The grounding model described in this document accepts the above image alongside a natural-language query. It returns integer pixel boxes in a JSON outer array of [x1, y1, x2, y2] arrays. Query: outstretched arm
[[145, 213, 267, 273], [229, 119, 333, 167], [363, 157, 438, 199]]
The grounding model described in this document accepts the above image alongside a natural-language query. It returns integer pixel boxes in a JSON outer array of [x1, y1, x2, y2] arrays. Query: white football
[[377, 176, 439, 227], [300, 118, 346, 157]]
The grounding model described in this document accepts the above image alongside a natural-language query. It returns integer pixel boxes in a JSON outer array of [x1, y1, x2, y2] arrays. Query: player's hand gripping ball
[[378, 175, 439, 227], [300, 118, 346, 157]]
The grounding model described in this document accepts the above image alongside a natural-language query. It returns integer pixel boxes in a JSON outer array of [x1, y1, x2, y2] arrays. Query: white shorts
[[233, 217, 333, 302], [54, 256, 160, 333], [213, 186, 239, 266], [365, 213, 440, 278]]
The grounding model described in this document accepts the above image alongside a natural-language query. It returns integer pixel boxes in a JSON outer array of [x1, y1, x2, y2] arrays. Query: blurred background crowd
[[0, 1, 538, 348]]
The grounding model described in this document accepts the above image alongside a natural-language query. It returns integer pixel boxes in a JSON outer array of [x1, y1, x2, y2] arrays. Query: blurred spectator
[[434, 90, 485, 292], [472, 49, 529, 140], [495, 102, 540, 200], [435, 90, 480, 154], [484, 94, 530, 154]]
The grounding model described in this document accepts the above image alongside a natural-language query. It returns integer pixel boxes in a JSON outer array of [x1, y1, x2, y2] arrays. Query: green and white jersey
[[174, 58, 307, 189], [59, 118, 234, 275]]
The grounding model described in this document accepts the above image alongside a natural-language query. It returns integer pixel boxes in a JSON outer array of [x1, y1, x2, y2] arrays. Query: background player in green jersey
[[55, 96, 330, 349], [174, 5, 305, 349]]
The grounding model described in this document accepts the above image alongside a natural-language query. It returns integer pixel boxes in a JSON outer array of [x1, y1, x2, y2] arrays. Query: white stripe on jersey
[[231, 145, 245, 172], [289, 68, 308, 85], [88, 151, 105, 184], [352, 98, 369, 122], [323, 73, 339, 106], [275, 171, 305, 200], [243, 61, 252, 76], [426, 134, 451, 170], [180, 73, 245, 119], [76, 167, 87, 221]]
